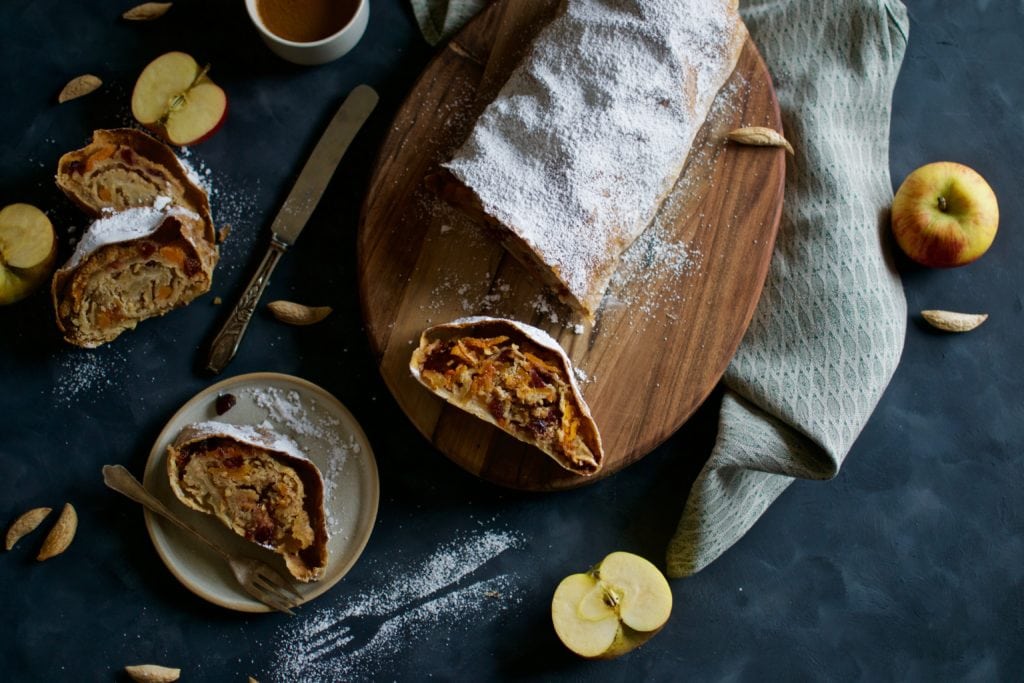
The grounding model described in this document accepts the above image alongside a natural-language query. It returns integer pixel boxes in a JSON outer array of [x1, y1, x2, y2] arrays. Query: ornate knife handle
[[205, 237, 288, 374]]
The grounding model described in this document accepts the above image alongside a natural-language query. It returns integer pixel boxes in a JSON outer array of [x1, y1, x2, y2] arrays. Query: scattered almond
[[36, 503, 77, 561], [218, 223, 232, 244], [921, 310, 988, 333], [57, 74, 102, 104], [726, 126, 794, 155], [5, 507, 52, 550], [122, 2, 173, 21], [267, 300, 333, 326], [124, 664, 181, 682]]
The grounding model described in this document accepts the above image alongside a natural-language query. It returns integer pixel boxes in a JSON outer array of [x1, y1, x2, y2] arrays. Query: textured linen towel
[[410, 0, 909, 577], [410, 0, 486, 45]]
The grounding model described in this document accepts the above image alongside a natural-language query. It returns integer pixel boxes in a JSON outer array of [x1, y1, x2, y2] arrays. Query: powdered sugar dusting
[[60, 202, 199, 272], [269, 527, 525, 680], [445, 0, 746, 312], [247, 386, 357, 533]]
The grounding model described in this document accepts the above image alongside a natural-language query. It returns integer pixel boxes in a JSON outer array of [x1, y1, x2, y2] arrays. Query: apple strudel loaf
[[167, 422, 329, 582], [434, 0, 748, 319], [51, 128, 218, 347], [410, 317, 603, 476]]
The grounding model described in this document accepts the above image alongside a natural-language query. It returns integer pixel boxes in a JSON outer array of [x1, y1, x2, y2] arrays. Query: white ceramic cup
[[245, 0, 370, 66]]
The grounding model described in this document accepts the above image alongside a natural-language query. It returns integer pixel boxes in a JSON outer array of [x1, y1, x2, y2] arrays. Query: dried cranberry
[[137, 241, 156, 257], [183, 256, 201, 277], [120, 148, 135, 165], [215, 393, 236, 415]]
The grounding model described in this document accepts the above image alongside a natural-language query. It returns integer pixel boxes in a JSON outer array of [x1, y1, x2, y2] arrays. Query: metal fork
[[102, 464, 303, 615]]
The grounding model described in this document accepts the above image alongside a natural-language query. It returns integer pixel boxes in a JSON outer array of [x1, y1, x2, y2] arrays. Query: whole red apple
[[891, 161, 999, 268]]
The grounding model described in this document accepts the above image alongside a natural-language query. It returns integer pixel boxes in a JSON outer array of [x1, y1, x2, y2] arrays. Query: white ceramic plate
[[143, 372, 379, 613]]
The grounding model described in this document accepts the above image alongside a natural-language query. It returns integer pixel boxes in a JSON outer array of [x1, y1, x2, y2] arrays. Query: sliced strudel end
[[410, 316, 603, 476], [166, 422, 329, 583]]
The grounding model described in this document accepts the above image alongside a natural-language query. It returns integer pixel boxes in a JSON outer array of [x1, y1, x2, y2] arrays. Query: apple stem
[[937, 195, 948, 212], [192, 64, 212, 89]]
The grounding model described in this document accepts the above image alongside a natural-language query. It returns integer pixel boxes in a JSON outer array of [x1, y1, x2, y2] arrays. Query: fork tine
[[255, 567, 304, 603], [248, 584, 297, 616], [251, 575, 301, 609]]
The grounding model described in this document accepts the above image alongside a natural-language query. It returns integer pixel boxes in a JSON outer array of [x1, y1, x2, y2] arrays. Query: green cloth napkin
[[409, 0, 909, 577], [410, 0, 486, 45]]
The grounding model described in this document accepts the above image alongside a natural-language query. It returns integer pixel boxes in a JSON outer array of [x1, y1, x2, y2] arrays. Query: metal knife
[[205, 84, 379, 373]]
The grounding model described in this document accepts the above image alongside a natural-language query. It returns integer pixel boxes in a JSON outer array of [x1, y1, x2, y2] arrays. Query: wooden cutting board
[[357, 0, 785, 491]]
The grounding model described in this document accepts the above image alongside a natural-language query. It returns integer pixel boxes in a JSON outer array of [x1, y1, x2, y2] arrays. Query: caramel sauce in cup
[[257, 0, 360, 44], [245, 0, 369, 65]]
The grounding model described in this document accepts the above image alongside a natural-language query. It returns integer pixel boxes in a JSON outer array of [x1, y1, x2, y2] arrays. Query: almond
[[36, 503, 77, 561], [122, 2, 173, 21], [5, 507, 52, 550], [57, 75, 102, 103], [267, 300, 333, 326], [921, 310, 988, 333], [726, 126, 794, 155], [124, 664, 181, 682]]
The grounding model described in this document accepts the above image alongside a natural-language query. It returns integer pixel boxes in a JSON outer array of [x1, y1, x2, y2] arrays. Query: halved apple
[[131, 51, 227, 146], [0, 203, 58, 305], [551, 551, 673, 659]]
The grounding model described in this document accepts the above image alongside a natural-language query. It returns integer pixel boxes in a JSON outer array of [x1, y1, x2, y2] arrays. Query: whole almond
[[122, 2, 173, 21], [921, 310, 988, 333], [124, 664, 181, 682], [726, 126, 794, 155], [267, 300, 333, 326], [5, 507, 52, 550], [36, 503, 77, 561], [57, 75, 102, 103]]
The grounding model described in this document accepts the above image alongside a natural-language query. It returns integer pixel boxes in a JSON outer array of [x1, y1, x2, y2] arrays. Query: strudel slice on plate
[[434, 0, 748, 319], [410, 317, 603, 476], [51, 128, 218, 347], [167, 422, 329, 582]]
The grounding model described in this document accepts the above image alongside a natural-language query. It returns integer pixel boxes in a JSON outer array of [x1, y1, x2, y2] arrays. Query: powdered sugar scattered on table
[[269, 527, 524, 680]]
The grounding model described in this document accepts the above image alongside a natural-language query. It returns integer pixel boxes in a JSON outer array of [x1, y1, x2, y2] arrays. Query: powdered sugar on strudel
[[443, 0, 747, 318]]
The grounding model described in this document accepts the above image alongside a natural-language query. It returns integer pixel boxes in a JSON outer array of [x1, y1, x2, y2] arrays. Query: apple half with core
[[0, 203, 58, 305], [551, 551, 673, 659], [891, 161, 999, 268], [131, 51, 227, 146]]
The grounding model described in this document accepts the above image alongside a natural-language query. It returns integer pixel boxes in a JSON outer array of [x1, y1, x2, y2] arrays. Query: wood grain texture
[[357, 0, 785, 491]]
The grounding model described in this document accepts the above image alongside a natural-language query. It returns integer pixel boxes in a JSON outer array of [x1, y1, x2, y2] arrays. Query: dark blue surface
[[1, 1, 1021, 680]]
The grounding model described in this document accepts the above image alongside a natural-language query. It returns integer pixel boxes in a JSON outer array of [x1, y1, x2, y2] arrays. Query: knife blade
[[205, 84, 379, 374]]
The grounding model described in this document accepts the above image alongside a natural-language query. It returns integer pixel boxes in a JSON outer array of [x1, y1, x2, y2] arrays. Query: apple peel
[[921, 309, 988, 333]]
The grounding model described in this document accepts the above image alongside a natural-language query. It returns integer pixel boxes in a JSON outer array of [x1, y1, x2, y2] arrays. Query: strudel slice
[[167, 422, 329, 582], [51, 129, 218, 347], [435, 0, 748, 318], [410, 317, 603, 475]]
